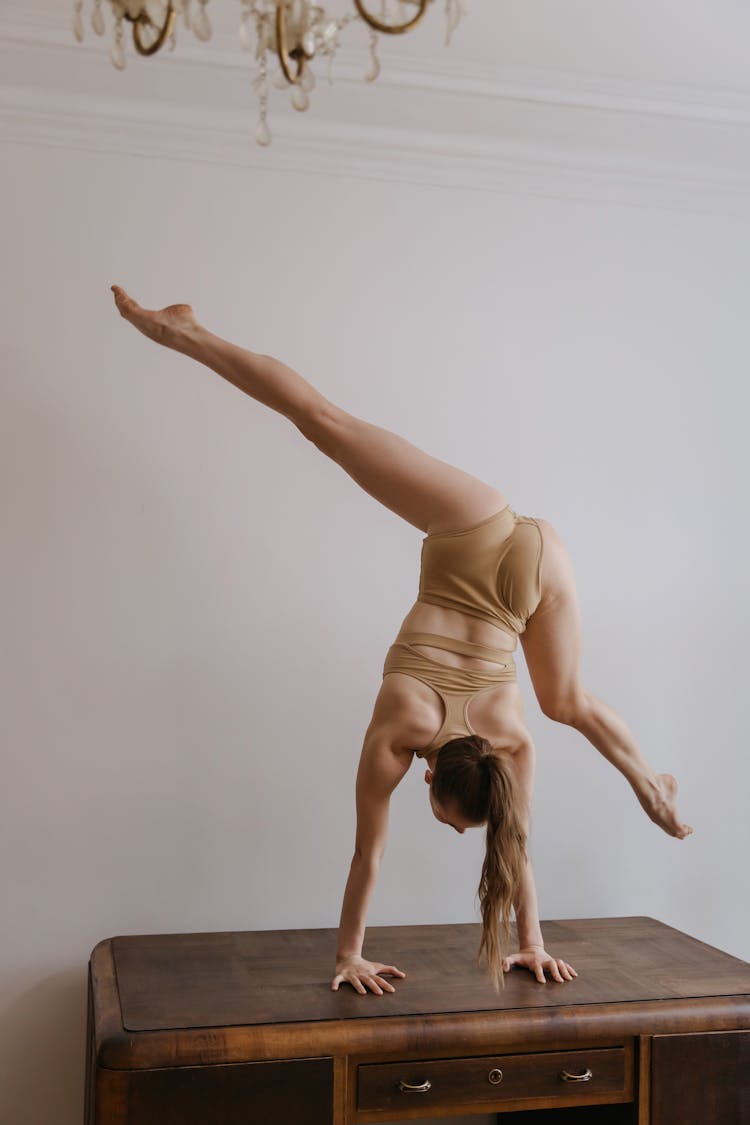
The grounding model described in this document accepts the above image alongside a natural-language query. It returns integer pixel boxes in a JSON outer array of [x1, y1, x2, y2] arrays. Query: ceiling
[[2, 0, 749, 202]]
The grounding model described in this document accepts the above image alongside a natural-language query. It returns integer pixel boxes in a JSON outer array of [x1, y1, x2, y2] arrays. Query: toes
[[111, 286, 133, 314]]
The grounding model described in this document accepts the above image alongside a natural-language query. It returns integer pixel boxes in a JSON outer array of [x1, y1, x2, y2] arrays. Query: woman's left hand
[[503, 946, 578, 983]]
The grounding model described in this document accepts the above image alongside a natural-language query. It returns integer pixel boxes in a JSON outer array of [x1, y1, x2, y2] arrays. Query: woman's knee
[[296, 402, 347, 454], [540, 688, 589, 727]]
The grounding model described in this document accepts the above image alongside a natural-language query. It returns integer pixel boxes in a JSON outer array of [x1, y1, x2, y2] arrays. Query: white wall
[[1, 54, 749, 1125]]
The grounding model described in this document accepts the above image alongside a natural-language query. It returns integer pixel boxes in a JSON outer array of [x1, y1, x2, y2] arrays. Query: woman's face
[[425, 769, 482, 833]]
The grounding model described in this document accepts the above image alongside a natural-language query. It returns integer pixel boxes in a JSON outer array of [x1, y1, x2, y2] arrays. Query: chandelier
[[71, 1, 466, 145]]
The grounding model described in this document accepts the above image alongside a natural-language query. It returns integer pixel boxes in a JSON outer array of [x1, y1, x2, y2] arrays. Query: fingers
[[331, 973, 398, 996], [331, 973, 366, 995], [503, 953, 578, 983], [548, 960, 564, 983], [375, 964, 406, 979], [364, 974, 400, 995], [546, 957, 579, 983]]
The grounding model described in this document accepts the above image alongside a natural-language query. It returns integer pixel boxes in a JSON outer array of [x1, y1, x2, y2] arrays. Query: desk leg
[[637, 1035, 651, 1125]]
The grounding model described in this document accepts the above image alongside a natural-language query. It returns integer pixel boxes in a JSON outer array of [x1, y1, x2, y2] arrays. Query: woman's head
[[426, 734, 527, 990]]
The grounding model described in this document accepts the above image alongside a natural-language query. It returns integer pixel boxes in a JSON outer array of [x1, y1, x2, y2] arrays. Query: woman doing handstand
[[111, 285, 693, 996]]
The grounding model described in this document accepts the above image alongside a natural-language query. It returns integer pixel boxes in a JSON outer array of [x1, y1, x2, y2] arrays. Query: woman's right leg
[[520, 520, 693, 839], [112, 287, 507, 534]]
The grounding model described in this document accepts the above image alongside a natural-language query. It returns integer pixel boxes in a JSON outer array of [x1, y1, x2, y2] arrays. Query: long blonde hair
[[431, 734, 527, 990]]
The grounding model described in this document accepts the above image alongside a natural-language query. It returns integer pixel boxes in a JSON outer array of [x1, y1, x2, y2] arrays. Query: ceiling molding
[[2, 82, 749, 216], [2, 3, 749, 213], [3, 2, 750, 128]]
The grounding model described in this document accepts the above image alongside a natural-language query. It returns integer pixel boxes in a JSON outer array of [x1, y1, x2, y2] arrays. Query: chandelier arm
[[276, 3, 307, 85], [132, 2, 176, 56], [352, 0, 430, 35]]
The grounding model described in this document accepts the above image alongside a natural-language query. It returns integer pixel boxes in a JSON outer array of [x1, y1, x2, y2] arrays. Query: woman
[[111, 285, 693, 996]]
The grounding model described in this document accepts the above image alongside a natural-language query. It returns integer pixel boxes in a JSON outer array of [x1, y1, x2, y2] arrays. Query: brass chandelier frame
[[124, 0, 431, 81], [127, 2, 177, 54]]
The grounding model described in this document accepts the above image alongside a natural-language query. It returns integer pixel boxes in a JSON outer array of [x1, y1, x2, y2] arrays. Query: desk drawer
[[358, 1047, 627, 1114]]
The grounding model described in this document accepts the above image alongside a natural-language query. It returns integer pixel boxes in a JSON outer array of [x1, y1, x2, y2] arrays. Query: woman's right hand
[[331, 956, 406, 995]]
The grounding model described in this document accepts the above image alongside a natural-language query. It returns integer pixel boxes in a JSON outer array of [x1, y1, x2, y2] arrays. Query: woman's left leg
[[520, 520, 693, 839], [112, 287, 506, 535]]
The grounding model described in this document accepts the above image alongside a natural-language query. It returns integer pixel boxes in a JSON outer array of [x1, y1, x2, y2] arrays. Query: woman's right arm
[[332, 736, 411, 995]]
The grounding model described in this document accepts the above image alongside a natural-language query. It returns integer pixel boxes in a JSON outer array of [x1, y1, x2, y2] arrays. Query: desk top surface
[[109, 916, 750, 1033]]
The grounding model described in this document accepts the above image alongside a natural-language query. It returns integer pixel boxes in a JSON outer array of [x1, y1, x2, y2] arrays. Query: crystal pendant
[[301, 29, 315, 58], [111, 36, 127, 68], [72, 7, 85, 42], [144, 0, 167, 26], [255, 117, 271, 146], [321, 19, 337, 47], [258, 17, 276, 55], [300, 66, 315, 93], [291, 86, 309, 112], [445, 0, 463, 44], [364, 36, 380, 82], [239, 15, 253, 49], [92, 2, 106, 35], [364, 55, 380, 81], [192, 2, 212, 41]]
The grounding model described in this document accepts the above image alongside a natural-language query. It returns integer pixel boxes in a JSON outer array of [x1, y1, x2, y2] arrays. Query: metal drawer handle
[[488, 1068, 504, 1085], [398, 1078, 432, 1094], [561, 1067, 593, 1083]]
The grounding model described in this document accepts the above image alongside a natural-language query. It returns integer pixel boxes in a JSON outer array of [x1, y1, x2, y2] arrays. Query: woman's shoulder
[[368, 674, 444, 758]]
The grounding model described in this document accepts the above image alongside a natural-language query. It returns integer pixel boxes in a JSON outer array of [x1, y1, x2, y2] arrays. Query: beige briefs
[[418, 505, 543, 635]]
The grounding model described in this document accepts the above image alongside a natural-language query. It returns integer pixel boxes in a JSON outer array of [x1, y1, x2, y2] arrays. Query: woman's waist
[[399, 600, 517, 653]]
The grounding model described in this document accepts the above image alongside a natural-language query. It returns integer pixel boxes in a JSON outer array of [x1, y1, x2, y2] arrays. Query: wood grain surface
[[111, 917, 750, 1033]]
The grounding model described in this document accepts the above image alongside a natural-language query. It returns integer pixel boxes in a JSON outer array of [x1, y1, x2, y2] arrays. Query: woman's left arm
[[505, 854, 578, 983], [504, 741, 578, 984]]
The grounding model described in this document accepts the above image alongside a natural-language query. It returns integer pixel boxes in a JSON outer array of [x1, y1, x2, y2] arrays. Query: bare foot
[[637, 773, 693, 839], [111, 285, 198, 348]]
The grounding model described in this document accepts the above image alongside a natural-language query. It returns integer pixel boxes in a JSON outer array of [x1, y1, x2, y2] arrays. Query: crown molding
[[1, 3, 749, 213], [2, 81, 749, 216], [2, 1, 750, 128]]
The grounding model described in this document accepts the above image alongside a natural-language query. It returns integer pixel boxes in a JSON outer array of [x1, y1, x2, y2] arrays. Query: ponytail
[[476, 749, 527, 989], [431, 735, 527, 991]]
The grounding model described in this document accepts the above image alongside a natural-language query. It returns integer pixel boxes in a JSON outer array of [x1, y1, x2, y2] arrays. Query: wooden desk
[[84, 916, 750, 1124]]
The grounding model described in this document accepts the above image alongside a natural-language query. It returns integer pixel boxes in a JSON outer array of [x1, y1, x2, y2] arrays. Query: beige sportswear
[[382, 506, 543, 756]]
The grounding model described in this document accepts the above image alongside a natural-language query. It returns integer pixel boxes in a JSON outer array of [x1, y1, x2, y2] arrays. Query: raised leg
[[520, 520, 693, 840], [111, 286, 506, 535]]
